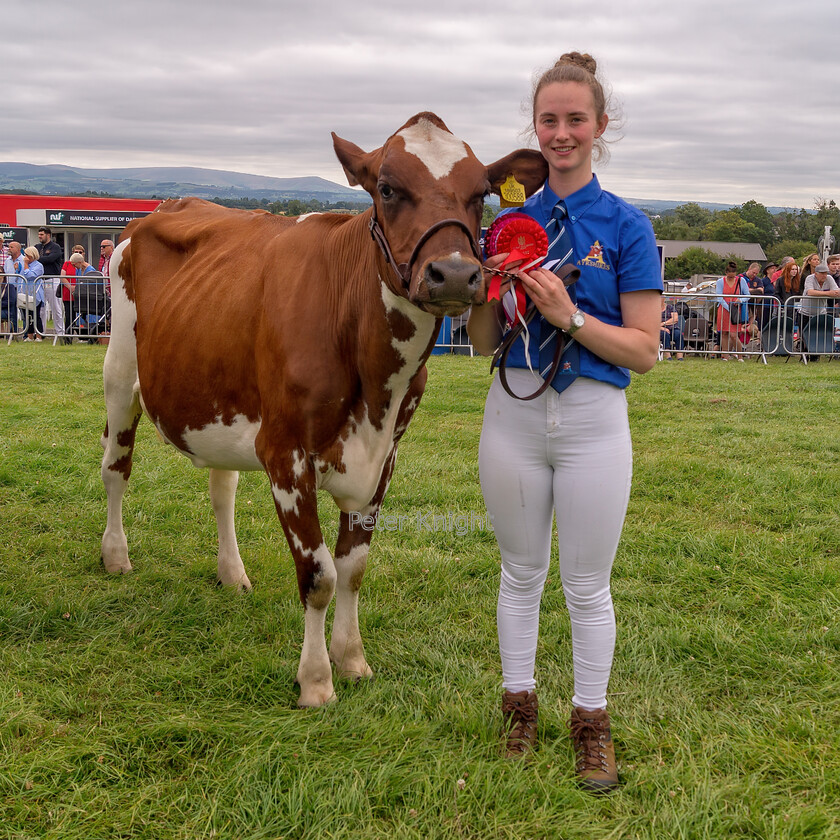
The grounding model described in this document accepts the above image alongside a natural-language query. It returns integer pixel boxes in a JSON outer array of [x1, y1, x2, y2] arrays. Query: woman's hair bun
[[555, 52, 597, 76]]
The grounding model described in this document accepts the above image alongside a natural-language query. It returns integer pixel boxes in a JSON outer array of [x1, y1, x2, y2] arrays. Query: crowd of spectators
[[662, 253, 840, 359], [3, 231, 838, 358], [0, 228, 112, 341]]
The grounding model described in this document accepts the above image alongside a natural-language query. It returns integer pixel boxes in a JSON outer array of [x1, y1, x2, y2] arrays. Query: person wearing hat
[[753, 262, 778, 329], [800, 262, 840, 318]]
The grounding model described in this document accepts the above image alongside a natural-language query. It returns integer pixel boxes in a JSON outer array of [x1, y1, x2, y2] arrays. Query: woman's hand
[[517, 266, 577, 329], [484, 253, 510, 271], [482, 251, 521, 299]]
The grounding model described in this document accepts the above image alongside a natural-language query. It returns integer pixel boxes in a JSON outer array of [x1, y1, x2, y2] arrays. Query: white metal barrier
[[1, 272, 31, 342], [4, 283, 837, 362], [661, 292, 838, 363]]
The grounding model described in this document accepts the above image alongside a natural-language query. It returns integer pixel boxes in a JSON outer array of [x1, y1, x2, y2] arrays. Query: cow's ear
[[486, 150, 548, 198], [332, 133, 380, 194]]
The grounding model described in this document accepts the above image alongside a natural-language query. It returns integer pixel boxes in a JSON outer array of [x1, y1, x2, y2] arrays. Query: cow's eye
[[378, 183, 394, 200]]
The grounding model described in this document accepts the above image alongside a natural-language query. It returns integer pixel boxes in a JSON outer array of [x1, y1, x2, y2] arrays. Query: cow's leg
[[330, 443, 403, 682], [268, 463, 337, 707], [100, 262, 141, 575], [209, 468, 251, 591], [295, 540, 338, 707], [329, 511, 374, 680]]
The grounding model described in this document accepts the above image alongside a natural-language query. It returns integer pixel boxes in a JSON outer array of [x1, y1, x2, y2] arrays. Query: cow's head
[[333, 112, 547, 317]]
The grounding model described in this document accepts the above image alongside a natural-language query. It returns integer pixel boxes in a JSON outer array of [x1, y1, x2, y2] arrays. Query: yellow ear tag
[[499, 174, 526, 208]]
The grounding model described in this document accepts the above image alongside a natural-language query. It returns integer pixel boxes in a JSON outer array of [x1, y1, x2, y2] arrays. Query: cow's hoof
[[297, 683, 337, 708], [101, 554, 133, 575], [216, 573, 252, 592], [334, 662, 374, 682]]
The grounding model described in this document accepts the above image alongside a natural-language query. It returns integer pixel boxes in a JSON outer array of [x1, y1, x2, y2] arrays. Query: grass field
[[1, 345, 839, 840]]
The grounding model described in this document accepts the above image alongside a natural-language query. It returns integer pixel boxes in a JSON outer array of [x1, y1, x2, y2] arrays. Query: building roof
[[656, 240, 767, 261]]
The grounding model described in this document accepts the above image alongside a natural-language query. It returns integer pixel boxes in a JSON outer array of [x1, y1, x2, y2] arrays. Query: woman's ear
[[595, 114, 609, 139]]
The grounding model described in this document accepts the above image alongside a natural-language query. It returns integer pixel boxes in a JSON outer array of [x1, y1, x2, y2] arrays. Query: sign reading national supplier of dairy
[[46, 210, 151, 227]]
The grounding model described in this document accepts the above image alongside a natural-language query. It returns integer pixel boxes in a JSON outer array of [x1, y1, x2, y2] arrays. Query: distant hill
[[626, 197, 733, 214], [0, 162, 798, 214], [0, 162, 371, 204], [624, 197, 801, 216]]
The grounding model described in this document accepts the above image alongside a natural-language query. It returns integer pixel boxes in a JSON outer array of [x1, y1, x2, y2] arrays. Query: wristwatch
[[567, 308, 586, 335]]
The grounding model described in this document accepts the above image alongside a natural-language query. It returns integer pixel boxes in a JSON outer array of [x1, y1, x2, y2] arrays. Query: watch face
[[571, 310, 585, 329]]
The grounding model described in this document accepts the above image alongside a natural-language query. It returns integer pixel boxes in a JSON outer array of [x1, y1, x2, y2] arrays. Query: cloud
[[4, 0, 838, 208]]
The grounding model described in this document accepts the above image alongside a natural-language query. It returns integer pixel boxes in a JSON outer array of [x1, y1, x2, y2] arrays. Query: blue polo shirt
[[501, 175, 662, 389]]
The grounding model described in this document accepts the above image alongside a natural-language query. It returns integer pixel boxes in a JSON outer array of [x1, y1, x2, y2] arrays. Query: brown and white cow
[[99, 112, 547, 707]]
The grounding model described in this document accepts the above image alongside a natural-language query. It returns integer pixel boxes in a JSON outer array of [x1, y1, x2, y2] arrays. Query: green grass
[[1, 345, 839, 839]]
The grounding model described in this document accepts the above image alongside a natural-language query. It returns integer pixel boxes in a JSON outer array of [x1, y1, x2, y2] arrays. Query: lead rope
[[491, 262, 580, 401]]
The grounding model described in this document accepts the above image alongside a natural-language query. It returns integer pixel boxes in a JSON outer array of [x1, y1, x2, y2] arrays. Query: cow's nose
[[424, 259, 483, 298]]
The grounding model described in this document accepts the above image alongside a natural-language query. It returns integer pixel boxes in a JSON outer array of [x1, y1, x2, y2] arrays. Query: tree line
[[211, 196, 373, 215], [214, 196, 502, 228], [646, 198, 838, 280]]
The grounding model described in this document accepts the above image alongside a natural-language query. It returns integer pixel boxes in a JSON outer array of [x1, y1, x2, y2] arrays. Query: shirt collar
[[539, 174, 603, 224]]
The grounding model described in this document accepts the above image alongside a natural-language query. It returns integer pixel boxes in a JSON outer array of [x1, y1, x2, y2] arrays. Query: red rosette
[[484, 213, 548, 267], [484, 214, 549, 317]]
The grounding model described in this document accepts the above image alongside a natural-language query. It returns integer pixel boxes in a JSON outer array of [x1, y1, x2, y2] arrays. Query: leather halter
[[491, 262, 580, 401], [368, 207, 481, 290]]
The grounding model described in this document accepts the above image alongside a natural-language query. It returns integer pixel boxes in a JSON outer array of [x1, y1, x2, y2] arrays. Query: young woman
[[775, 260, 805, 338], [468, 52, 661, 792], [800, 253, 820, 280], [775, 261, 803, 310], [715, 261, 749, 361]]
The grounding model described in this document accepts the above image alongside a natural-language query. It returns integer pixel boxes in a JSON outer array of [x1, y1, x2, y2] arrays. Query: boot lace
[[503, 695, 538, 750], [569, 715, 610, 773]]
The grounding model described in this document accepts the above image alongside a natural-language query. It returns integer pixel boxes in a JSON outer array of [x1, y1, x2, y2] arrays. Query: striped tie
[[539, 202, 579, 392]]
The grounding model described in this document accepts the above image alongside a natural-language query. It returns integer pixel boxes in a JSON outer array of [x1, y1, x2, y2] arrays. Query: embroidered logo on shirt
[[578, 241, 611, 271]]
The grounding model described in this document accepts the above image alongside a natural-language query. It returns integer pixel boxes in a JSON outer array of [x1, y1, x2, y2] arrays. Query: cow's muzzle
[[413, 257, 484, 316]]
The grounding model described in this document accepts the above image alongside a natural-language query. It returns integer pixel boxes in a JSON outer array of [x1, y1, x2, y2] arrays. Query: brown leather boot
[[569, 706, 619, 793], [501, 689, 538, 758]]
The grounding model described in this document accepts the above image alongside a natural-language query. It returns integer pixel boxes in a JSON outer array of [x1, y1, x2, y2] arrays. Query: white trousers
[[479, 370, 633, 710]]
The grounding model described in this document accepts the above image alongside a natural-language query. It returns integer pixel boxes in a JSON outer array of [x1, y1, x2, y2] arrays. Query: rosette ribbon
[[483, 214, 549, 319]]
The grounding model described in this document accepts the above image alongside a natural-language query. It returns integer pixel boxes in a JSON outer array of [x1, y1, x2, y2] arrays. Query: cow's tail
[[101, 238, 139, 450]]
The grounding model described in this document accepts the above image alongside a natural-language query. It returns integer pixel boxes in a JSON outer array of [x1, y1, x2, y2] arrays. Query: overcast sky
[[4, 0, 838, 209]]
